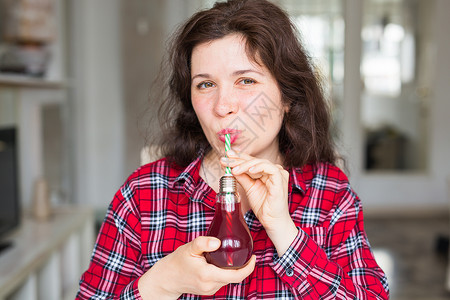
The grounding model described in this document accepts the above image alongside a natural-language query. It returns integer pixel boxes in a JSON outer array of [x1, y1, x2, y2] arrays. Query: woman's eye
[[197, 81, 215, 89], [240, 78, 255, 85]]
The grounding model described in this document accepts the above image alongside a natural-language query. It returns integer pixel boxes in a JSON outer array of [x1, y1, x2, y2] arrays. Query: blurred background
[[0, 0, 449, 299]]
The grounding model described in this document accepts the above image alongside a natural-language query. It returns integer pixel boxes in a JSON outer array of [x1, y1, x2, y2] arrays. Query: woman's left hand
[[220, 150, 298, 256]]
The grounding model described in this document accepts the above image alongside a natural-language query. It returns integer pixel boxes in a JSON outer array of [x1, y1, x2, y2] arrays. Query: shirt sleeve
[[76, 182, 145, 300], [270, 183, 389, 299]]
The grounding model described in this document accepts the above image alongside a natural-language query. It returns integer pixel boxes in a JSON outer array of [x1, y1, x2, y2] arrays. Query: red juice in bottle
[[205, 176, 253, 269]]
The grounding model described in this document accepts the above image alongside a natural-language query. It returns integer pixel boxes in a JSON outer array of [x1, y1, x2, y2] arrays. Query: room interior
[[0, 0, 449, 299]]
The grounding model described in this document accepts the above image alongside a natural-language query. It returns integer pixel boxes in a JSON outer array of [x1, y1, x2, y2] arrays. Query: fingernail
[[209, 239, 220, 249], [221, 157, 234, 164], [232, 165, 240, 173], [227, 150, 237, 157]]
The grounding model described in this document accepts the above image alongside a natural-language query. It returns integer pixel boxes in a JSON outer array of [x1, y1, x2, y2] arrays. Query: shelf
[[0, 206, 95, 300], [0, 73, 65, 89]]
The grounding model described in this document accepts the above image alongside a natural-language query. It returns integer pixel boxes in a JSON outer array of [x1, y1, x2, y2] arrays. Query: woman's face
[[191, 34, 286, 161]]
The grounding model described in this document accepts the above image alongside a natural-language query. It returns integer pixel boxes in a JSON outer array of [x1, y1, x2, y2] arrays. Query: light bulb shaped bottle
[[205, 175, 253, 269]]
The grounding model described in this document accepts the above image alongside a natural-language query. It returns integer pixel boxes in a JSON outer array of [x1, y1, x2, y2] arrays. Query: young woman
[[77, 0, 389, 299]]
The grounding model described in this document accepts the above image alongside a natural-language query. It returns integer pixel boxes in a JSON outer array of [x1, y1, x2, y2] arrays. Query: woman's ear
[[283, 102, 290, 115]]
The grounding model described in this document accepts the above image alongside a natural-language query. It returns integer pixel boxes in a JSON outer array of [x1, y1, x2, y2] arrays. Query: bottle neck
[[219, 175, 236, 193], [217, 175, 239, 204]]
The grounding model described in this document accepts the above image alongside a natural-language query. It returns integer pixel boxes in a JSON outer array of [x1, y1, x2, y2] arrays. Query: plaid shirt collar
[[291, 167, 306, 195], [169, 154, 217, 209], [169, 154, 203, 192]]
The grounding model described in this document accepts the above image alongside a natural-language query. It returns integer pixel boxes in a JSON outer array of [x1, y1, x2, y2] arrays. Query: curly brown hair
[[151, 0, 337, 168]]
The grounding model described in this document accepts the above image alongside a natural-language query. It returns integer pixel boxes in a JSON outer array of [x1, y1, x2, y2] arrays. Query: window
[[361, 0, 434, 171]]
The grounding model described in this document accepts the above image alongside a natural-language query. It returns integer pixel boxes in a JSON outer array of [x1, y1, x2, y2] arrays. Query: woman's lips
[[218, 129, 241, 144]]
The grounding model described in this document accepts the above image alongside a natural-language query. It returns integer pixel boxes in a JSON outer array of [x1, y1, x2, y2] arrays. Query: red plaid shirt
[[77, 155, 389, 299]]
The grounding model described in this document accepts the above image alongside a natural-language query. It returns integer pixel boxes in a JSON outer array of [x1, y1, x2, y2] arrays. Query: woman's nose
[[213, 89, 239, 117]]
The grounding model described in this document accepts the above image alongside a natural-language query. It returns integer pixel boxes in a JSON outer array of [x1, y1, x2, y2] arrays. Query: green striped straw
[[225, 134, 232, 175]]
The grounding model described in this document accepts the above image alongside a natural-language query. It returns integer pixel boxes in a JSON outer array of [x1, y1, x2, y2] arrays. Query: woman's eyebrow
[[192, 69, 264, 81], [232, 69, 264, 76], [191, 73, 211, 81]]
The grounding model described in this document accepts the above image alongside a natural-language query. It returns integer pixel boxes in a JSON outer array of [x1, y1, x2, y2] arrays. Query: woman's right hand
[[138, 236, 256, 299]]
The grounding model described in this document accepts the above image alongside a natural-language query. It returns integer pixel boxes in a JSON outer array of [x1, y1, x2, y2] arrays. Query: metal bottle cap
[[219, 175, 236, 193]]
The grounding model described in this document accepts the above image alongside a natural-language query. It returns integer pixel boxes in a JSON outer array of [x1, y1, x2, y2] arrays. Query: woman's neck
[[200, 150, 222, 193]]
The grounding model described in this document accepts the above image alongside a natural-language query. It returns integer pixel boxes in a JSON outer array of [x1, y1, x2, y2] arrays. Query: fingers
[[242, 161, 282, 176], [226, 149, 250, 159], [221, 152, 285, 182], [156, 236, 254, 297], [209, 255, 257, 285], [227, 255, 257, 283], [222, 150, 281, 171], [190, 236, 221, 257]]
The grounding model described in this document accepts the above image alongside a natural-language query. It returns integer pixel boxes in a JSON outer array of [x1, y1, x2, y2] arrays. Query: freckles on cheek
[[192, 105, 207, 123], [191, 100, 203, 116], [192, 105, 210, 133], [192, 96, 213, 118]]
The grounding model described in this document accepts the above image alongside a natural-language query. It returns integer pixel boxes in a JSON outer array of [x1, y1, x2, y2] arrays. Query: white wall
[[69, 0, 124, 210], [69, 0, 201, 211], [121, 0, 204, 177]]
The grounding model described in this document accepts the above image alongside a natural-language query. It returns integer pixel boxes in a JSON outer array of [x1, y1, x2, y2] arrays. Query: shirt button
[[286, 268, 294, 277]]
